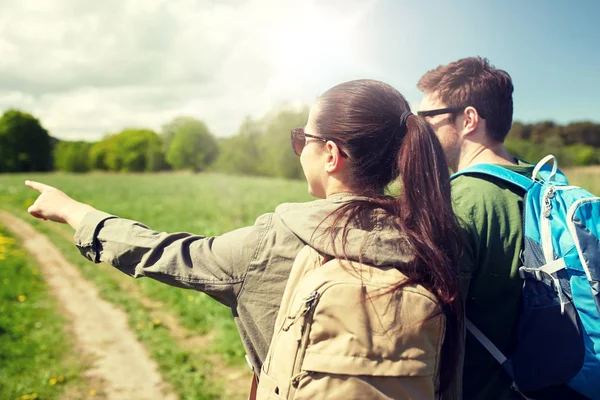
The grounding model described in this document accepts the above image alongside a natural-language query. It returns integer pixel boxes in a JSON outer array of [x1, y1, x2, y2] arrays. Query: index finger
[[25, 180, 54, 193]]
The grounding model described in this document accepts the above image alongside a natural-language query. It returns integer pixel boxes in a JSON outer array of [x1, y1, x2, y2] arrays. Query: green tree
[[88, 129, 165, 172], [161, 116, 186, 153], [506, 120, 600, 167], [507, 122, 532, 141], [54, 141, 93, 173], [164, 117, 219, 171], [259, 107, 309, 179], [561, 122, 600, 147], [215, 117, 263, 176], [214, 106, 309, 179], [117, 128, 165, 172], [529, 121, 562, 145], [504, 138, 552, 164], [89, 136, 115, 171], [564, 144, 597, 166], [0, 109, 53, 172]]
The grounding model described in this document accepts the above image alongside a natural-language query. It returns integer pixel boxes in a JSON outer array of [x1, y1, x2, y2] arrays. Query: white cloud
[[0, 0, 378, 140]]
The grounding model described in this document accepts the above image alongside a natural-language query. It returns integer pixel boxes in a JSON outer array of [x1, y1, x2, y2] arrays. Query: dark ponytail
[[313, 80, 462, 393], [396, 114, 462, 392]]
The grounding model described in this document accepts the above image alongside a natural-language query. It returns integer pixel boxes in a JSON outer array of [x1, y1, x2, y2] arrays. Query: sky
[[0, 0, 598, 141]]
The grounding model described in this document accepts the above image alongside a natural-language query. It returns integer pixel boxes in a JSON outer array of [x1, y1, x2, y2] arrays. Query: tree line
[[505, 121, 600, 167], [0, 108, 598, 177]]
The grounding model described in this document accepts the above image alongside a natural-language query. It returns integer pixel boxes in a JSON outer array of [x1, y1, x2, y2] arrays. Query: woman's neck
[[325, 183, 357, 199]]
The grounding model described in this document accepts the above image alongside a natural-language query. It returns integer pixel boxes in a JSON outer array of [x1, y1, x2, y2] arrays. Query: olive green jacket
[[74, 193, 415, 376]]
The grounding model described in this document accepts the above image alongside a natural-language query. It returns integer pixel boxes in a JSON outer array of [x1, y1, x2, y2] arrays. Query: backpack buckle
[[518, 267, 542, 281]]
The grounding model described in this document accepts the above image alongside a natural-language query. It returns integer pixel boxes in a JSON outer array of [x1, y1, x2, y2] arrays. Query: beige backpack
[[256, 246, 446, 400]]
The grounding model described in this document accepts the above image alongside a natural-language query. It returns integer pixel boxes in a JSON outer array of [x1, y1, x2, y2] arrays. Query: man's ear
[[324, 141, 344, 173], [462, 106, 482, 136]]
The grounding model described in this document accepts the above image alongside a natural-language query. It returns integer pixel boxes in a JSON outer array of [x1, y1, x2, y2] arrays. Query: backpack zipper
[[287, 290, 319, 398], [541, 185, 556, 263], [263, 288, 309, 373], [283, 291, 319, 331]]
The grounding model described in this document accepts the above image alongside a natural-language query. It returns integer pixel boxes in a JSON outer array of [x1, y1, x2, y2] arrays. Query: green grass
[[0, 172, 312, 362], [0, 223, 87, 400], [5, 172, 313, 235], [563, 165, 600, 195]]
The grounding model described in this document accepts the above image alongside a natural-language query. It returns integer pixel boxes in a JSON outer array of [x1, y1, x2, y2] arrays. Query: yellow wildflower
[[0, 236, 14, 245], [17, 295, 27, 303]]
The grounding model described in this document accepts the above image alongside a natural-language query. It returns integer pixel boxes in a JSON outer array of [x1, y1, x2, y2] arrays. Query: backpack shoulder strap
[[451, 164, 535, 192], [452, 155, 569, 190]]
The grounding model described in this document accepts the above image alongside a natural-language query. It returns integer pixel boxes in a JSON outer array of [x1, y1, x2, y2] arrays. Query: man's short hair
[[418, 57, 514, 142]]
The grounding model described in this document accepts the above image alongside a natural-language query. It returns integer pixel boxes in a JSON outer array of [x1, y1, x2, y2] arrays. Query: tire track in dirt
[[0, 211, 178, 400]]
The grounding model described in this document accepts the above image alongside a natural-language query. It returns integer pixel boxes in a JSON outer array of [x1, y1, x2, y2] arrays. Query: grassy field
[[0, 223, 87, 400], [0, 172, 313, 399], [560, 165, 600, 194], [0, 167, 596, 398], [0, 172, 313, 356]]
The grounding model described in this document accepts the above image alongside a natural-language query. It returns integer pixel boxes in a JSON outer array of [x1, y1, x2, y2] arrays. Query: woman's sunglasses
[[290, 128, 348, 157]]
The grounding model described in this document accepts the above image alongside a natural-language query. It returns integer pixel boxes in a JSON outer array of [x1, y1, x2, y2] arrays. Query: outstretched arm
[[24, 180, 272, 306]]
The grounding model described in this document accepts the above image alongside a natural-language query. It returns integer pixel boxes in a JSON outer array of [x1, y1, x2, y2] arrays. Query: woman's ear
[[324, 141, 344, 173]]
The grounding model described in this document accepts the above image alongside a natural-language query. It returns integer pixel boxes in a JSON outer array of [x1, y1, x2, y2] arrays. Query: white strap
[[539, 258, 567, 275], [465, 319, 508, 364], [466, 320, 536, 400], [532, 154, 557, 182], [521, 258, 568, 314]]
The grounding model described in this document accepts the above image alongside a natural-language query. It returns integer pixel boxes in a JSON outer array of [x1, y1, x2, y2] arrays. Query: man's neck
[[456, 142, 517, 171]]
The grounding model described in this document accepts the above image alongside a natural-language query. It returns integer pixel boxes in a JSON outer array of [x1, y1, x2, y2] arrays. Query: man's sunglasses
[[417, 107, 466, 118], [417, 106, 486, 119], [290, 128, 348, 157]]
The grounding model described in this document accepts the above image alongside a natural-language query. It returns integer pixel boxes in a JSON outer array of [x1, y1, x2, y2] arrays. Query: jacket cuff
[[74, 210, 117, 262]]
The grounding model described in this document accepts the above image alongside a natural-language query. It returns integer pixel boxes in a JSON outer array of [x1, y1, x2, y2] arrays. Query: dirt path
[[0, 211, 178, 400], [41, 217, 252, 399]]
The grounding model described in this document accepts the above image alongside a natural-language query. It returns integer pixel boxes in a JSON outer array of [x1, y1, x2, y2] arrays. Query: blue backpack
[[452, 155, 600, 400]]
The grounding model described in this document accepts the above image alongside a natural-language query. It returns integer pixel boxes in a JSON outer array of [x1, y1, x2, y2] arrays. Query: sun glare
[[269, 3, 365, 82]]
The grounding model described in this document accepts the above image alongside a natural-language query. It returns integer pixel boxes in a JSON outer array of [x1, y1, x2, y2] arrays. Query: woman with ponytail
[[26, 79, 462, 399]]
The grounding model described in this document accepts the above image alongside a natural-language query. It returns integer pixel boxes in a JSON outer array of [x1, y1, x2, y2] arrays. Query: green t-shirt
[[452, 163, 534, 400]]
